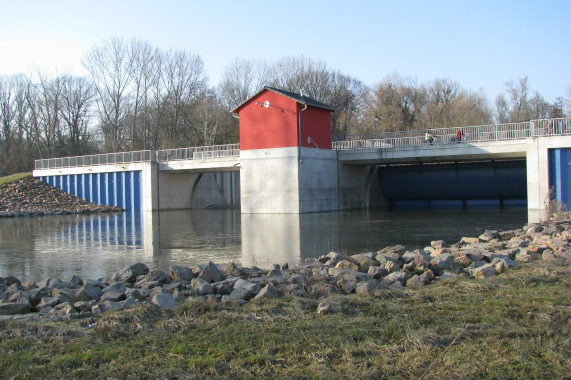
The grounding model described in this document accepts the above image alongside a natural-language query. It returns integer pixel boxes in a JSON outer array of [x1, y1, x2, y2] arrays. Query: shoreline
[[1, 213, 570, 320]]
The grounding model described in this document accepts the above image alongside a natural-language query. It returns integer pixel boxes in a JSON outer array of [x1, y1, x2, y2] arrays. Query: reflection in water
[[0, 208, 527, 282], [0, 212, 148, 282]]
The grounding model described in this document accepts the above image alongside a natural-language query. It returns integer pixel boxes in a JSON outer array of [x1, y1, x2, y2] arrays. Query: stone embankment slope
[[0, 176, 122, 217], [1, 213, 570, 319]]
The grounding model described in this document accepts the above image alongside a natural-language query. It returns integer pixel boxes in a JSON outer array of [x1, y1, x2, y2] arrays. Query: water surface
[[0, 208, 527, 282]]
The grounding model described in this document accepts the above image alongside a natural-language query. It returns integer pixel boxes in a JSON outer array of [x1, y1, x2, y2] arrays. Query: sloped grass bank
[[0, 172, 31, 187], [1, 260, 569, 379]]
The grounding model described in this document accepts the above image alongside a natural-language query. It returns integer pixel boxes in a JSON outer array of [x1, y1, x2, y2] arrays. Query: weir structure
[[33, 87, 571, 220]]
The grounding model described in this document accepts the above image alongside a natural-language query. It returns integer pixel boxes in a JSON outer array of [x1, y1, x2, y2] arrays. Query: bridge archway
[[158, 171, 239, 210], [190, 172, 240, 209]]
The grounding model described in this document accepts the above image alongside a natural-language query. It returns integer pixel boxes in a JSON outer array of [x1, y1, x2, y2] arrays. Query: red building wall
[[299, 107, 332, 150], [238, 89, 332, 150]]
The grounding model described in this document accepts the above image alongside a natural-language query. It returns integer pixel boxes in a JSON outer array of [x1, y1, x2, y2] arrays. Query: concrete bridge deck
[[338, 139, 528, 165]]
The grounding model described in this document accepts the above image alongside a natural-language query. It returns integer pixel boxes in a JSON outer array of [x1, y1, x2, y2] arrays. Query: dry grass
[[0, 260, 569, 379]]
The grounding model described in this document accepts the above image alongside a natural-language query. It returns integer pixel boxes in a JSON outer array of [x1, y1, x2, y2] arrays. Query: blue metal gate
[[549, 148, 571, 208], [40, 171, 142, 211]]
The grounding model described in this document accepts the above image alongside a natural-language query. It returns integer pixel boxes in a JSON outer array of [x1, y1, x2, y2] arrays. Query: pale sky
[[1, 0, 569, 102]]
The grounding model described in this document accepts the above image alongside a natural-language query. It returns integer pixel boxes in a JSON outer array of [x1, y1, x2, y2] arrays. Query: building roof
[[231, 86, 336, 114]]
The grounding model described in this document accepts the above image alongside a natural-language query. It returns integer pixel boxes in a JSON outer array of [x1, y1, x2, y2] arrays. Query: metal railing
[[332, 117, 571, 150], [35, 150, 156, 170], [35, 118, 571, 169], [35, 143, 240, 170], [157, 143, 240, 163]]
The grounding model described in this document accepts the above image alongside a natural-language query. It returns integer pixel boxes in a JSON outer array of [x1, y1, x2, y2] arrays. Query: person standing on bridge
[[456, 128, 464, 143], [425, 130, 434, 145]]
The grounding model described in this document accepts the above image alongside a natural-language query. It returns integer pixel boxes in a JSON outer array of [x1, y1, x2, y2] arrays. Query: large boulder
[[230, 279, 260, 301], [100, 290, 126, 303], [170, 266, 194, 282], [405, 275, 425, 289], [0, 302, 33, 315], [380, 271, 408, 287], [355, 280, 380, 295], [191, 278, 214, 295], [198, 262, 224, 283], [102, 282, 127, 294], [151, 293, 178, 310], [115, 263, 149, 283], [429, 253, 456, 274], [473, 263, 498, 278], [317, 296, 360, 315], [75, 283, 102, 302], [143, 270, 172, 285], [334, 260, 359, 271], [350, 253, 379, 273], [252, 283, 283, 301]]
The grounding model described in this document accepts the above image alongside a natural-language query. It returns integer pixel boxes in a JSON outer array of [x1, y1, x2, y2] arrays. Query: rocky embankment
[[0, 176, 122, 217], [1, 215, 570, 319]]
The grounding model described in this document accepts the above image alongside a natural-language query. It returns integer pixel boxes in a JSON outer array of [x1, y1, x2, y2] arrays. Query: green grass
[[0, 260, 569, 379], [0, 172, 32, 186]]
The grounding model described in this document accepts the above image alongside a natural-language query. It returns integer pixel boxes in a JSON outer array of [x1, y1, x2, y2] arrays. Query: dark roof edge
[[231, 86, 336, 113]]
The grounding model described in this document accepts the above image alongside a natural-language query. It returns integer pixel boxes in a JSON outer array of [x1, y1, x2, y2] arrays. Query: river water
[[0, 208, 528, 282]]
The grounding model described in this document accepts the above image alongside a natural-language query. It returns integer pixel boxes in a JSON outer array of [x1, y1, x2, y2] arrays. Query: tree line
[[0, 37, 568, 176]]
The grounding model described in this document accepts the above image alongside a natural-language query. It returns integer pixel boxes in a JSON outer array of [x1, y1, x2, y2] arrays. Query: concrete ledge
[[338, 140, 528, 165]]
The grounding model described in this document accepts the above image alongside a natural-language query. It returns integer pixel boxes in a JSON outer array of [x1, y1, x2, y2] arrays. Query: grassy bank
[[1, 260, 569, 379], [0, 172, 31, 187]]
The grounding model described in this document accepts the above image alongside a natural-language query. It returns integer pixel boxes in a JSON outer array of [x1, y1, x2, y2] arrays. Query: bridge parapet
[[157, 144, 240, 163], [35, 150, 155, 170], [34, 144, 240, 170], [333, 117, 571, 150]]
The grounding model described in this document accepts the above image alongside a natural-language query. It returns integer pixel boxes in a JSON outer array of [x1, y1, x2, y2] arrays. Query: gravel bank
[[0, 176, 122, 217]]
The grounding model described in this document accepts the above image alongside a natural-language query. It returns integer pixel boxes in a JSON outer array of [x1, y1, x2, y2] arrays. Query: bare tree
[[190, 92, 234, 146], [0, 75, 28, 173], [127, 39, 160, 150], [263, 56, 367, 135], [495, 76, 564, 122], [503, 76, 530, 122], [83, 37, 132, 152], [423, 79, 491, 128], [326, 71, 367, 135], [161, 49, 208, 147], [218, 58, 263, 110], [363, 73, 425, 132], [58, 75, 97, 155]]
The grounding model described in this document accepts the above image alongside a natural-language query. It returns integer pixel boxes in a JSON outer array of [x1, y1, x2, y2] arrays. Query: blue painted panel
[[125, 172, 133, 211], [38, 170, 142, 211], [90, 173, 98, 205], [70, 175, 76, 197], [108, 173, 114, 206], [99, 173, 106, 205], [64, 176, 68, 192], [77, 175, 84, 199], [133, 171, 141, 211], [115, 173, 125, 209], [549, 148, 571, 207]]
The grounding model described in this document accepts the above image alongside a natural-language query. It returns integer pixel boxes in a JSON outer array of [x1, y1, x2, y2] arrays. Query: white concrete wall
[[337, 163, 379, 210], [191, 172, 240, 209], [526, 135, 571, 222], [298, 148, 339, 213], [240, 147, 301, 213], [158, 171, 239, 210], [158, 172, 200, 210], [240, 147, 340, 213]]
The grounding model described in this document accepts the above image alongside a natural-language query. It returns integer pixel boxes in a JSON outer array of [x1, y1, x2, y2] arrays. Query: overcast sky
[[1, 0, 569, 102]]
